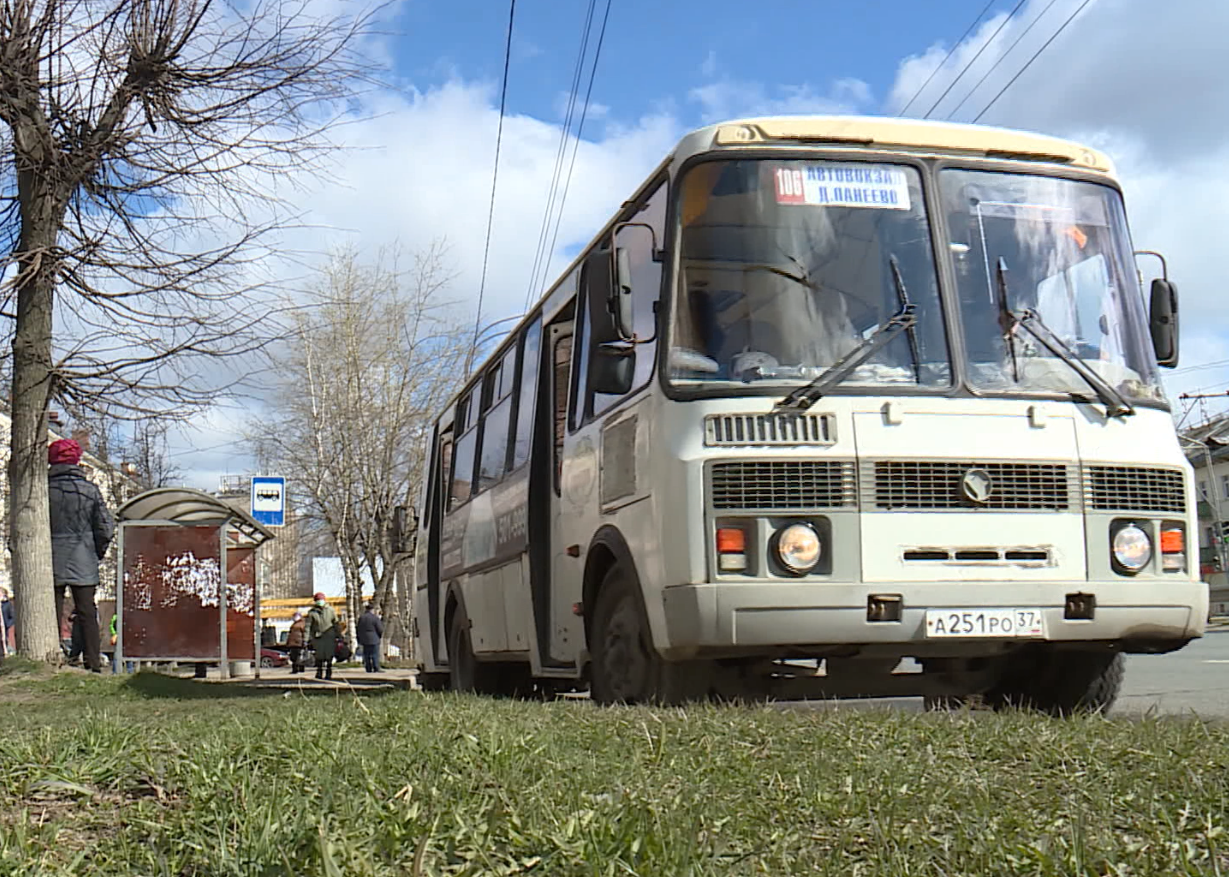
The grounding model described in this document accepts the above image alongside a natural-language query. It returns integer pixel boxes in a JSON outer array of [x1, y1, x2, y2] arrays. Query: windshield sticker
[[774, 165, 910, 210]]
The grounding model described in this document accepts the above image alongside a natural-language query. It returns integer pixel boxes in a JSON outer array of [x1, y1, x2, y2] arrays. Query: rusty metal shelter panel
[[122, 524, 224, 660], [226, 547, 256, 660]]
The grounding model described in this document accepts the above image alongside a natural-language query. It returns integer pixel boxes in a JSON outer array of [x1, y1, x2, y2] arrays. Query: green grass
[[1, 669, 1228, 876]]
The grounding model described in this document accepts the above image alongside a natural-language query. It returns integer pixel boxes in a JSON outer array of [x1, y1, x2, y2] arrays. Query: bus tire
[[447, 605, 497, 694], [416, 672, 449, 692], [590, 564, 707, 705], [992, 648, 1124, 716]]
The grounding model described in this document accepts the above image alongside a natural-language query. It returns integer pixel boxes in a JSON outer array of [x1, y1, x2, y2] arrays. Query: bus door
[[426, 427, 452, 663], [528, 318, 577, 668]]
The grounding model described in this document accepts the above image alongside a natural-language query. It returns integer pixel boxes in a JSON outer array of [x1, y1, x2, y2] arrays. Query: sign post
[[250, 476, 286, 528]]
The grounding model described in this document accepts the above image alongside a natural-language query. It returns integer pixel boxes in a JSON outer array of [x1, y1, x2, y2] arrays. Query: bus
[[412, 115, 1202, 713]]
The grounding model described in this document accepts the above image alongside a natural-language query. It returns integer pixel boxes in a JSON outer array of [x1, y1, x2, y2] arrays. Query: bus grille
[[1084, 465, 1186, 513], [865, 461, 1075, 511], [704, 412, 834, 446], [709, 461, 856, 510]]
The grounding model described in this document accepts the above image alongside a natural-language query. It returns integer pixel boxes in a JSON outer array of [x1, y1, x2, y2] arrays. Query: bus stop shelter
[[115, 488, 274, 678]]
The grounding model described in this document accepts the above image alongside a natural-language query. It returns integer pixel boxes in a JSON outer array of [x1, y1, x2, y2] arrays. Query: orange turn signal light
[[1160, 528, 1184, 554], [716, 527, 746, 554]]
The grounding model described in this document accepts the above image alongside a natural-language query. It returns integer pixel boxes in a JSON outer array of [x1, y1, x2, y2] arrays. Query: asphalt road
[[1116, 625, 1229, 718], [250, 630, 1229, 718], [779, 627, 1229, 719]]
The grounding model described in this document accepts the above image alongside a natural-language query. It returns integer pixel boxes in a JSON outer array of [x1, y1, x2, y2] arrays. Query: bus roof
[[673, 114, 1114, 175]]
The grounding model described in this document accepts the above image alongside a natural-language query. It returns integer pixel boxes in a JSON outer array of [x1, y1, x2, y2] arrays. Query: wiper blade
[[994, 257, 1020, 382], [994, 257, 1134, 419], [743, 263, 819, 291], [775, 302, 917, 412], [1014, 309, 1134, 417], [889, 255, 921, 384]]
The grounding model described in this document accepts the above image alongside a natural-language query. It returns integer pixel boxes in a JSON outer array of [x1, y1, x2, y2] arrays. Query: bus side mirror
[[612, 247, 634, 340], [590, 344, 635, 395], [391, 505, 418, 556], [584, 247, 636, 396], [1149, 278, 1179, 368]]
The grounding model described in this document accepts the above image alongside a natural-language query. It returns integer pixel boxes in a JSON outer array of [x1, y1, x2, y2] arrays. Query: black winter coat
[[356, 609, 384, 647], [48, 464, 114, 586]]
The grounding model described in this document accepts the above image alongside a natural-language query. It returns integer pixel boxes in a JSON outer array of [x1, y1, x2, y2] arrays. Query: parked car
[[260, 648, 290, 669]]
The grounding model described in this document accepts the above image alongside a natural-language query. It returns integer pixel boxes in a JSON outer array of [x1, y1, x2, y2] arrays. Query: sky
[[167, 0, 1229, 488]]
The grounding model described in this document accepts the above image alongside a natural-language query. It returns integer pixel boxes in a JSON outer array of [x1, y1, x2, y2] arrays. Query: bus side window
[[439, 431, 453, 511], [478, 359, 514, 492], [450, 426, 476, 511], [512, 317, 542, 471], [554, 332, 573, 491]]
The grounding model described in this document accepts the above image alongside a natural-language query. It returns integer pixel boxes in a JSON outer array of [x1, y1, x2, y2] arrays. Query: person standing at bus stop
[[306, 593, 338, 680], [0, 586, 14, 659], [286, 611, 307, 674], [48, 439, 114, 673], [357, 602, 384, 673]]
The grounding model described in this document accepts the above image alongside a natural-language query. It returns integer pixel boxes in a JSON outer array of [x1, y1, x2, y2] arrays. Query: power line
[[897, 0, 996, 117], [922, 0, 1028, 120], [523, 0, 597, 312], [471, 0, 517, 368], [543, 0, 613, 279], [973, 0, 1096, 123], [945, 0, 1062, 121]]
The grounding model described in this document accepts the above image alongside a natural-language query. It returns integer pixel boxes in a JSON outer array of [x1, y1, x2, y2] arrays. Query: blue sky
[[394, 0, 979, 125], [165, 0, 1229, 486]]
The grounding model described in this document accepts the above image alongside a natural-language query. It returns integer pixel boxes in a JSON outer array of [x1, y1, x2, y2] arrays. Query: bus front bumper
[[660, 580, 1208, 658]]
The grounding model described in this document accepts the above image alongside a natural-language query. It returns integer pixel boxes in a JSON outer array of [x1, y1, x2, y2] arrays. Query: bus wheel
[[448, 606, 493, 694], [591, 565, 658, 704], [590, 565, 707, 705], [991, 648, 1124, 716], [416, 672, 449, 692]]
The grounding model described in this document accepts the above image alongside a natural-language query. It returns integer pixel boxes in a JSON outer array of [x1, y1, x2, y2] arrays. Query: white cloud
[[700, 50, 718, 79], [885, 0, 1229, 414], [688, 76, 873, 124], [168, 79, 683, 488]]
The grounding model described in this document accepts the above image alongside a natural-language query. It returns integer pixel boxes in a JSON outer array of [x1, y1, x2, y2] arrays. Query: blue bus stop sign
[[250, 476, 286, 527]]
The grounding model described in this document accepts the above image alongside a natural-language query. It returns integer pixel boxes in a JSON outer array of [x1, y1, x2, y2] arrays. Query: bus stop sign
[[251, 476, 286, 527]]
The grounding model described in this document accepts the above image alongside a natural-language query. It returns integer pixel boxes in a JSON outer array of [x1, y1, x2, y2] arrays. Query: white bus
[[412, 115, 1202, 713]]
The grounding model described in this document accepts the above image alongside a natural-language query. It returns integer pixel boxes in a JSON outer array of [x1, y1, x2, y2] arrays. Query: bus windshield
[[670, 159, 949, 388], [941, 169, 1163, 404]]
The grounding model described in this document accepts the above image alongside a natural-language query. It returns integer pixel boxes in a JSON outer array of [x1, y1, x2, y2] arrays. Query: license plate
[[925, 608, 1045, 638]]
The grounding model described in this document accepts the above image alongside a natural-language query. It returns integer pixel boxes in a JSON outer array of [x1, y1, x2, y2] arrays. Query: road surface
[[1117, 625, 1229, 717]]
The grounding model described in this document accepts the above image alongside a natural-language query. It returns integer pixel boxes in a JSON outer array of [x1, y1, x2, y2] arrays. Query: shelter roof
[[117, 487, 274, 548]]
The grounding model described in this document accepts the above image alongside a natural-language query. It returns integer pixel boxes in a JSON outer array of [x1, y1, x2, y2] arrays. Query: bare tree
[[0, 0, 373, 659], [253, 244, 467, 656]]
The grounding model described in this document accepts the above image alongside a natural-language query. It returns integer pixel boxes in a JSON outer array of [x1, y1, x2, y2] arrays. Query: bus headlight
[[1112, 523, 1152, 573], [775, 523, 822, 574]]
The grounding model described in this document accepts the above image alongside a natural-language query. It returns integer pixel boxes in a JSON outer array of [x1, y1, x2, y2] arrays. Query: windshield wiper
[[889, 255, 922, 384], [994, 257, 1134, 418], [775, 301, 917, 412], [743, 263, 819, 291]]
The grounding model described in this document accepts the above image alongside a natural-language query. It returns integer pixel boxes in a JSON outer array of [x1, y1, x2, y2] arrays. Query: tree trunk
[[8, 241, 62, 662]]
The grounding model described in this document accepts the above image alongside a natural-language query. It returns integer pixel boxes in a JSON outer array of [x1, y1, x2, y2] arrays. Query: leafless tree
[[253, 244, 468, 657], [0, 0, 375, 659]]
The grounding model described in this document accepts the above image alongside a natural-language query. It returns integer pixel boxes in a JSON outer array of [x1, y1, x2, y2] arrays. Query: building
[[1181, 416, 1229, 610], [214, 475, 302, 599]]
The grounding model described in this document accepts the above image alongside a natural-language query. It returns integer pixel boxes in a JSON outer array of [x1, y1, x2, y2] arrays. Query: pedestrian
[[287, 611, 307, 674], [48, 439, 114, 674], [357, 601, 384, 673], [0, 586, 14, 658], [306, 593, 338, 680]]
